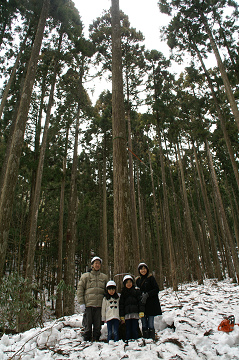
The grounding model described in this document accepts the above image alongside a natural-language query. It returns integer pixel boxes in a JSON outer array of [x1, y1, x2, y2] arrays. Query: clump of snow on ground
[[1, 278, 239, 359]]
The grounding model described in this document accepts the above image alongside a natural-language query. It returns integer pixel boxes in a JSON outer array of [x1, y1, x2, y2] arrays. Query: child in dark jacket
[[136, 262, 162, 340], [119, 275, 144, 341], [101, 280, 120, 342]]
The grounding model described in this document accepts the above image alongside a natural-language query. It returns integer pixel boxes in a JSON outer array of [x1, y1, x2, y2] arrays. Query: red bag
[[218, 315, 235, 332]]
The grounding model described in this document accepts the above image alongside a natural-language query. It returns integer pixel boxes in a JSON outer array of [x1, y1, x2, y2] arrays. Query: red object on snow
[[218, 315, 238, 332]]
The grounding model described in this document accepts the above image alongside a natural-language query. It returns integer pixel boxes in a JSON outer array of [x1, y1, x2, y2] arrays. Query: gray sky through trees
[[74, 0, 185, 107], [74, 0, 170, 52]]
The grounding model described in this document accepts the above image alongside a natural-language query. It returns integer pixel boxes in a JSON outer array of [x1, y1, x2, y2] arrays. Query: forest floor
[[1, 278, 239, 359]]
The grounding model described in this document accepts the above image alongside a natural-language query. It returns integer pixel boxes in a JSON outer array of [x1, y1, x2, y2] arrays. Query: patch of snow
[[1, 278, 239, 360]]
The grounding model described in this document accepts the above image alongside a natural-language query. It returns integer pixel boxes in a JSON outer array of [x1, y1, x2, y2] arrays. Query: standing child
[[119, 275, 144, 342], [101, 280, 120, 342], [136, 262, 162, 340]]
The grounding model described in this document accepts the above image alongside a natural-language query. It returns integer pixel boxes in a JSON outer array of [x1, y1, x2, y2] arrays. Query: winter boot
[[149, 328, 155, 340], [142, 328, 149, 339]]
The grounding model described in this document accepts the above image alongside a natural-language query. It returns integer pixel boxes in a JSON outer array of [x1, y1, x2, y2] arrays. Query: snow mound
[[1, 278, 239, 360]]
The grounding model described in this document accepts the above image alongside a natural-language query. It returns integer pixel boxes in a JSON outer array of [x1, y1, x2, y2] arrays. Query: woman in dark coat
[[136, 262, 162, 340]]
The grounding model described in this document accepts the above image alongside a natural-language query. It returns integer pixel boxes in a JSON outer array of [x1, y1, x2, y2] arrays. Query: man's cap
[[91, 256, 102, 264]]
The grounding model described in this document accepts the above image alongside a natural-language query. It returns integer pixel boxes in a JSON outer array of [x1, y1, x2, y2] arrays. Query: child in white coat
[[101, 280, 120, 342]]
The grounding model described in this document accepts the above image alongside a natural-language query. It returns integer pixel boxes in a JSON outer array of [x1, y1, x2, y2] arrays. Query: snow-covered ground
[[1, 278, 239, 359]]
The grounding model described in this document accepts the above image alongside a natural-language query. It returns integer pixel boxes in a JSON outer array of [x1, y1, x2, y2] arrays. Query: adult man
[[77, 256, 108, 341]]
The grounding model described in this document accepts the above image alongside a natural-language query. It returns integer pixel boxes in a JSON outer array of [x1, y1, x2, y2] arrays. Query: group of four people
[[77, 256, 162, 343]]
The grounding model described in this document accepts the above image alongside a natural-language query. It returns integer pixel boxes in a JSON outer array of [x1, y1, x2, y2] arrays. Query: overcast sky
[[74, 0, 171, 54], [72, 0, 177, 105]]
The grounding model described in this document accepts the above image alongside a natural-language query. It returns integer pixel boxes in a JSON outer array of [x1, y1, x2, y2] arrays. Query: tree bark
[[205, 139, 239, 282], [56, 126, 69, 318], [127, 107, 140, 271], [0, 0, 50, 279], [0, 29, 29, 120], [176, 144, 203, 284], [200, 13, 239, 132], [111, 0, 132, 279], [63, 107, 80, 316], [136, 164, 146, 261], [25, 32, 63, 280], [192, 144, 222, 280], [158, 136, 177, 290], [148, 149, 164, 289], [101, 133, 109, 275], [192, 40, 239, 190]]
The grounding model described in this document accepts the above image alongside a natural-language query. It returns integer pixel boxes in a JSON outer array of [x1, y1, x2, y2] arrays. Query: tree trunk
[[127, 106, 140, 271], [192, 144, 222, 280], [136, 164, 146, 261], [55, 126, 69, 318], [176, 144, 203, 284], [200, 14, 239, 131], [205, 139, 239, 282], [148, 149, 164, 290], [0, 0, 50, 279], [193, 40, 239, 190], [25, 32, 62, 280], [63, 108, 80, 316], [101, 133, 109, 275], [0, 29, 29, 120], [111, 0, 132, 279], [166, 151, 188, 284], [23, 68, 48, 276], [217, 20, 239, 83]]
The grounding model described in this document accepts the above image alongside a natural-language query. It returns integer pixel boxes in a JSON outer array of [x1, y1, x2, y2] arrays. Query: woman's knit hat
[[138, 262, 149, 273]]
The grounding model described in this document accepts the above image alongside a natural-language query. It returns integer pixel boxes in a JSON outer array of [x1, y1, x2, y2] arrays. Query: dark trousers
[[83, 307, 101, 341], [125, 319, 139, 340], [107, 319, 120, 342], [141, 315, 155, 330]]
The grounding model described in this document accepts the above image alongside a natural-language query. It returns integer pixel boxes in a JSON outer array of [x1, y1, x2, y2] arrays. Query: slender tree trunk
[[127, 107, 140, 271], [176, 143, 203, 284], [224, 175, 239, 252], [157, 135, 177, 290], [111, 0, 132, 278], [192, 144, 222, 280], [25, 32, 62, 279], [0, 29, 30, 120], [200, 14, 239, 131], [205, 139, 239, 282], [55, 126, 69, 318], [101, 133, 109, 275], [63, 108, 80, 316], [193, 41, 239, 190], [148, 149, 164, 289], [23, 66, 48, 276], [166, 152, 189, 284], [0, 0, 50, 279], [136, 164, 146, 260], [217, 20, 239, 83]]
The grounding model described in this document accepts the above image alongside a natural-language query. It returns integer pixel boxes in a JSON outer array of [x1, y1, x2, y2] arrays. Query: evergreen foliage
[[0, 273, 43, 333]]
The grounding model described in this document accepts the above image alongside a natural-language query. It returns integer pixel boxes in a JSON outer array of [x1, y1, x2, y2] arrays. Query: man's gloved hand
[[139, 312, 144, 318], [80, 304, 86, 313], [141, 292, 149, 304]]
